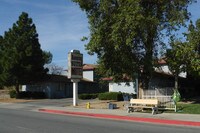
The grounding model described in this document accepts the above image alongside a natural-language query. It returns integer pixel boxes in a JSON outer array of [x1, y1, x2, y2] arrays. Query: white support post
[[73, 82, 78, 106], [72, 79, 80, 106]]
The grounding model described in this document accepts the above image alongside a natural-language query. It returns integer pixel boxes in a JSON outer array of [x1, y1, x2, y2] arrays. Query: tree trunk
[[15, 84, 20, 94], [175, 75, 178, 90]]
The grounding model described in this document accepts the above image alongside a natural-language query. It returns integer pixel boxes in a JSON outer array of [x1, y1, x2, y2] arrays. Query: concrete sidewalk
[[38, 105, 200, 127], [1, 98, 200, 127]]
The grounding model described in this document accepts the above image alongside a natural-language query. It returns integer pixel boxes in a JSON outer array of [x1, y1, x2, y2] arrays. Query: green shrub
[[16, 91, 46, 99], [98, 92, 123, 101], [78, 93, 98, 100], [9, 90, 16, 98]]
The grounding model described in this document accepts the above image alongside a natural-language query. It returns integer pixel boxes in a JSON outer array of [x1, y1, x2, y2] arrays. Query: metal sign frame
[[68, 50, 83, 106], [68, 50, 83, 79]]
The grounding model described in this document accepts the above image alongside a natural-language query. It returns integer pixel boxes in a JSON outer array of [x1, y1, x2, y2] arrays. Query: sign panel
[[68, 50, 83, 79]]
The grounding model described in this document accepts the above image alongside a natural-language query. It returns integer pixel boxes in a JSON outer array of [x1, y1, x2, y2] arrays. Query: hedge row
[[9, 90, 16, 98], [78, 92, 123, 101], [79, 92, 123, 101], [9, 90, 129, 101], [78, 93, 98, 100], [9, 90, 46, 99], [98, 92, 123, 101]]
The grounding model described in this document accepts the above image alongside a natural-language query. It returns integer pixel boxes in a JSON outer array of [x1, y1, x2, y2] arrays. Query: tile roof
[[83, 64, 98, 70], [157, 58, 167, 65]]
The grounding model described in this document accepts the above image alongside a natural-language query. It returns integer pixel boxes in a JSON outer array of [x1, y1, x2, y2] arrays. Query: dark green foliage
[[9, 90, 45, 99], [166, 19, 200, 90], [0, 12, 52, 92], [78, 93, 98, 100], [166, 41, 188, 90], [0, 36, 3, 89], [98, 92, 123, 101], [73, 0, 196, 88], [185, 20, 200, 76], [9, 90, 16, 98], [43, 51, 53, 64], [16, 91, 46, 99]]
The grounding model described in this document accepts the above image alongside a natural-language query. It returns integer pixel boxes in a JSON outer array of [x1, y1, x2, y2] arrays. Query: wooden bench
[[127, 99, 158, 115]]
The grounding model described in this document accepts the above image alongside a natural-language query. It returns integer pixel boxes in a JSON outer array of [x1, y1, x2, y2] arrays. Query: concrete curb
[[38, 109, 200, 127]]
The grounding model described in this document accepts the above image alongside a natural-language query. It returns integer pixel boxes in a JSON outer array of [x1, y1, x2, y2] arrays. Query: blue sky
[[0, 0, 95, 69], [0, 0, 200, 69]]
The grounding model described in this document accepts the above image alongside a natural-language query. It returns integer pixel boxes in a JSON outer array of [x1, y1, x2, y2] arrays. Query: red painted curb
[[38, 109, 200, 127]]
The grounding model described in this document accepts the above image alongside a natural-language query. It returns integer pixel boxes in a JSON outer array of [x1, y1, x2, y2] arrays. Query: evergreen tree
[[0, 36, 3, 88], [0, 12, 52, 93]]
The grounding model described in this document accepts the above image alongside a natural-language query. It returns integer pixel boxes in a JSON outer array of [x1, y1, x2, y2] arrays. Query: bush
[[78, 93, 98, 100], [98, 92, 123, 101], [9, 89, 16, 98], [16, 91, 46, 99]]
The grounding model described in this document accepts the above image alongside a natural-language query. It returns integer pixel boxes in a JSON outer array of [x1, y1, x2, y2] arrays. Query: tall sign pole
[[72, 79, 79, 106], [68, 50, 83, 106]]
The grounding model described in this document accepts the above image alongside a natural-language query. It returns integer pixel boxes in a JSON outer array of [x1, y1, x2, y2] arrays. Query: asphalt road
[[0, 108, 199, 133]]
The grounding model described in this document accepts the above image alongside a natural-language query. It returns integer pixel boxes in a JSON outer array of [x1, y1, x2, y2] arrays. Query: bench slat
[[128, 106, 154, 108], [127, 99, 159, 115], [130, 99, 158, 105]]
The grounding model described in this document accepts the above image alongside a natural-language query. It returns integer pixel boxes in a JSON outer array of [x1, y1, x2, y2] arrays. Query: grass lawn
[[176, 103, 200, 114]]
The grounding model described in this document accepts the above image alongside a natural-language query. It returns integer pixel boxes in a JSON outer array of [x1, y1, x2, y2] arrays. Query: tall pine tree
[[0, 36, 3, 88], [0, 12, 52, 93]]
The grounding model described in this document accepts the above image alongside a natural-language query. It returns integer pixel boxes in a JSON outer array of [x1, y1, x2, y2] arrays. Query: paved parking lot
[[18, 98, 73, 107], [14, 98, 98, 107]]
